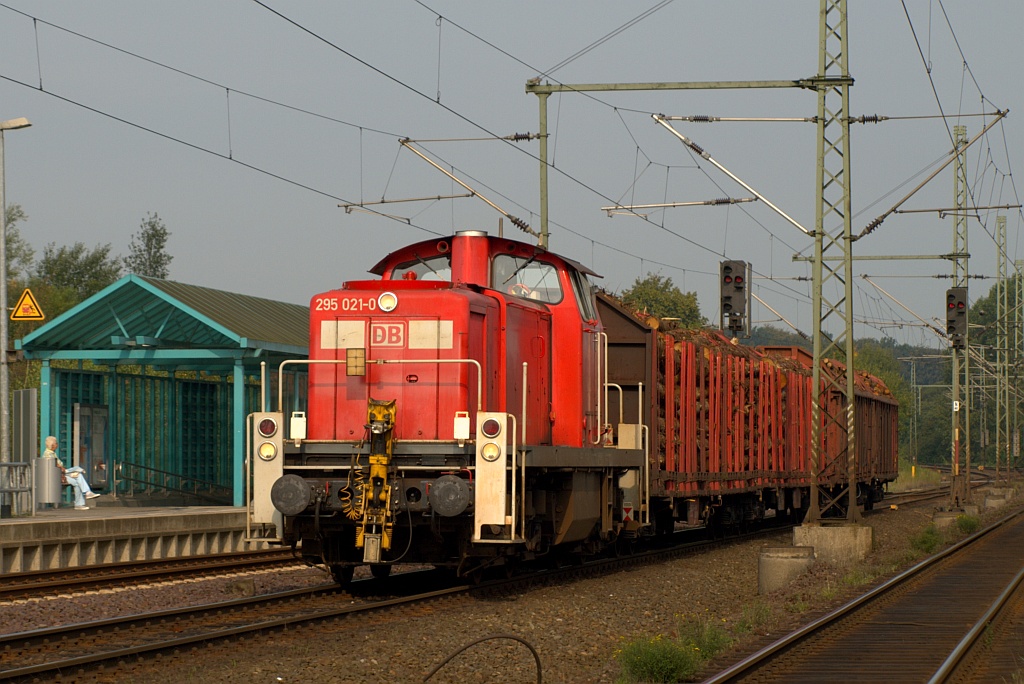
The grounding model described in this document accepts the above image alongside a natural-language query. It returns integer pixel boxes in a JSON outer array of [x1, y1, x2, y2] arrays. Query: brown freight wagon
[[597, 293, 899, 529]]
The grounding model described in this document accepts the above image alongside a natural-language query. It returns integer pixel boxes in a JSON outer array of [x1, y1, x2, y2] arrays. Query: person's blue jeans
[[64, 467, 95, 507]]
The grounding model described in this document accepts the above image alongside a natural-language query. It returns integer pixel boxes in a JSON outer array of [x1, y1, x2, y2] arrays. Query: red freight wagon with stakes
[[247, 230, 898, 582]]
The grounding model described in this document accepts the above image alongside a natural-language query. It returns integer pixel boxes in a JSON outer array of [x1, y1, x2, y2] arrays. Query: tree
[[748, 325, 811, 351], [619, 273, 705, 327], [124, 212, 172, 278], [36, 242, 122, 301], [4, 203, 35, 280]]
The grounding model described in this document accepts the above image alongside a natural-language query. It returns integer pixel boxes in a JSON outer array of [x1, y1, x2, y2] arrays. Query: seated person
[[44, 435, 100, 510]]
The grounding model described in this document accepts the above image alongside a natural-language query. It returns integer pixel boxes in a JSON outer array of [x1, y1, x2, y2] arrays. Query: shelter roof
[[17, 275, 308, 366]]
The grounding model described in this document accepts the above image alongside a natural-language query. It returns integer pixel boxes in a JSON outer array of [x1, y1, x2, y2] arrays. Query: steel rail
[[703, 507, 1024, 683], [927, 565, 1024, 683], [0, 582, 462, 681], [0, 549, 299, 601]]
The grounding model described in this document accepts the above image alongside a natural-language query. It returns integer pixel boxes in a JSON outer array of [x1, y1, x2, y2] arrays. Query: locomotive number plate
[[314, 296, 377, 312]]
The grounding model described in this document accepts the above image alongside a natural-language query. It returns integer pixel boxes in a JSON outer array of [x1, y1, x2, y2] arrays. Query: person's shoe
[[74, 505, 90, 510], [85, 492, 100, 499]]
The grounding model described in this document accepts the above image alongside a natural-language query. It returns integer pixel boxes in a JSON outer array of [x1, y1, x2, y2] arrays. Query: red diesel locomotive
[[247, 230, 898, 582]]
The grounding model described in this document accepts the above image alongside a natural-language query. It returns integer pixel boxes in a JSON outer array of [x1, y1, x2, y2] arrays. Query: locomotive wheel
[[463, 567, 485, 585], [370, 563, 393, 579], [498, 557, 518, 579], [331, 564, 355, 586]]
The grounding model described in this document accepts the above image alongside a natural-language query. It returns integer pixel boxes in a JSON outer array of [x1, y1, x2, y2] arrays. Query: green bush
[[955, 514, 981, 535], [615, 634, 701, 683], [842, 569, 875, 587], [615, 616, 732, 683], [786, 598, 810, 613], [911, 524, 944, 554], [686, 616, 731, 656], [820, 580, 839, 601], [734, 601, 772, 634]]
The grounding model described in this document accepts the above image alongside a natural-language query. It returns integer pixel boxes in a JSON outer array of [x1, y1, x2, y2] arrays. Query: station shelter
[[16, 275, 308, 506]]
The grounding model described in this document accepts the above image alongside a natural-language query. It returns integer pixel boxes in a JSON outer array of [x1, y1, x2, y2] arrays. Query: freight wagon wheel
[[614, 535, 636, 558], [370, 563, 392, 579], [330, 564, 355, 586], [703, 512, 724, 540]]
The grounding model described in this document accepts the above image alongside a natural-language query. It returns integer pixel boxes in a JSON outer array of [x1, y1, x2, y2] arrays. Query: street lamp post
[[0, 117, 31, 518]]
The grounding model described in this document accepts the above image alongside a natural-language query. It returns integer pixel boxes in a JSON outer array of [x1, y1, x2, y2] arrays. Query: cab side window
[[569, 270, 597, 320], [491, 254, 563, 304]]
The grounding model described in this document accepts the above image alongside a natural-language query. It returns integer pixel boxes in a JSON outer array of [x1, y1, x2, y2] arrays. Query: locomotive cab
[[246, 231, 648, 581]]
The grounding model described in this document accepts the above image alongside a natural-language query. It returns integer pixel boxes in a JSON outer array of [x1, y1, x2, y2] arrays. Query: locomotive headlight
[[257, 418, 278, 438], [480, 441, 501, 462], [378, 292, 398, 312], [480, 418, 502, 439], [257, 441, 278, 462]]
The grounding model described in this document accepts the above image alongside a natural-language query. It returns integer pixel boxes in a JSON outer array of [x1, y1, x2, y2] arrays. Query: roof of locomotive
[[367, 233, 602, 279]]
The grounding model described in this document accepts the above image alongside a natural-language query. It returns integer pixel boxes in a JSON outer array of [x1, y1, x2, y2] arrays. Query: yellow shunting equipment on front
[[358, 398, 396, 563]]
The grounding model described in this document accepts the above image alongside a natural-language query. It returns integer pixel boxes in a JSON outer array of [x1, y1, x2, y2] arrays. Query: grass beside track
[[889, 459, 943, 492]]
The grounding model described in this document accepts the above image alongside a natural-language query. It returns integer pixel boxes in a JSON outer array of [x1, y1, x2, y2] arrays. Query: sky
[[0, 1, 1021, 350]]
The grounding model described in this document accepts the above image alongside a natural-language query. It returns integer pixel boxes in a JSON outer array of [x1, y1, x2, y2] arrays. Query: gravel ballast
[[2, 491, 1016, 683]]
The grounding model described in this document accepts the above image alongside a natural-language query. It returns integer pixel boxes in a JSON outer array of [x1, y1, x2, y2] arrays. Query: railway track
[[0, 549, 302, 601], [881, 485, 951, 509], [705, 507, 1024, 683], [0, 495, 976, 682], [881, 471, 1003, 509], [0, 565, 468, 682], [0, 522, 792, 682]]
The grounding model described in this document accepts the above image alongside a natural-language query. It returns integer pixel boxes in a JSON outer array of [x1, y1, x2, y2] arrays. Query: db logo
[[371, 323, 404, 347]]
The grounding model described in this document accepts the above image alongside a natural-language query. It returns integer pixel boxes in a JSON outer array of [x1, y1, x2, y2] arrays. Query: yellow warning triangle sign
[[11, 288, 45, 321]]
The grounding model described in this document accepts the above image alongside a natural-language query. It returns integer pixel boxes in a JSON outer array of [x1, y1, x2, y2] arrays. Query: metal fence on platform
[[115, 461, 233, 505], [0, 462, 33, 518]]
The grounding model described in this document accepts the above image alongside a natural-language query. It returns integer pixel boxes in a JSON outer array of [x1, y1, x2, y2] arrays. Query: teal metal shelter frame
[[17, 276, 308, 506]]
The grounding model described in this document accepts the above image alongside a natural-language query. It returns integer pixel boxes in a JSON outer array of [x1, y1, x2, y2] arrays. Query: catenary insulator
[[508, 215, 539, 237]]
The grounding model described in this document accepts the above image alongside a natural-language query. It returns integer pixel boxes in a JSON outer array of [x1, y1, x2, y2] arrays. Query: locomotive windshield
[[491, 253, 563, 303], [391, 254, 451, 281]]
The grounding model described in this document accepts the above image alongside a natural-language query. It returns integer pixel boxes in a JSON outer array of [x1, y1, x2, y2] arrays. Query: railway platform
[[0, 502, 259, 573]]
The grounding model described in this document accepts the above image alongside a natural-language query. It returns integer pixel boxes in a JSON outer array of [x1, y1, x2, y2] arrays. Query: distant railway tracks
[[706, 507, 1024, 683], [0, 549, 301, 602]]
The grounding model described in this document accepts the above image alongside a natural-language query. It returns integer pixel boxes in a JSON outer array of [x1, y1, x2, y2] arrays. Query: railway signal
[[946, 287, 967, 349], [720, 260, 747, 332]]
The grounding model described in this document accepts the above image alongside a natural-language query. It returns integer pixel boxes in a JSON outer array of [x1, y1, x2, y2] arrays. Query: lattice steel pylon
[[996, 215, 1007, 482], [526, 2, 863, 523], [804, 0, 859, 524], [949, 125, 970, 507], [1015, 259, 1023, 470]]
